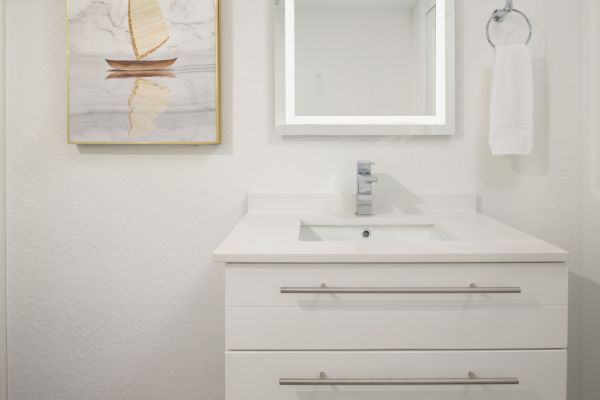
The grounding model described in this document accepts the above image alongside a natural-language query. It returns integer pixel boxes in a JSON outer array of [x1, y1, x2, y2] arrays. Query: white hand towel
[[489, 44, 534, 156]]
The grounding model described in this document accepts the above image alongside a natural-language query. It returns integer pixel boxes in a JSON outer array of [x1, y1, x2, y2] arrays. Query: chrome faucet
[[356, 160, 378, 216]]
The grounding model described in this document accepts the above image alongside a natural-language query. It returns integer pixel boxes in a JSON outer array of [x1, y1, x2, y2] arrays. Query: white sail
[[128, 0, 170, 60]]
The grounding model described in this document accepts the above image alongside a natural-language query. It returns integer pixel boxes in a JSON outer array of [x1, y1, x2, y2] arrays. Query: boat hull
[[106, 70, 176, 79], [105, 58, 177, 71]]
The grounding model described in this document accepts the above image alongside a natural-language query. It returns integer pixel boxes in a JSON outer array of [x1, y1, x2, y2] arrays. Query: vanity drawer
[[226, 263, 568, 307], [226, 306, 567, 350], [226, 350, 567, 400]]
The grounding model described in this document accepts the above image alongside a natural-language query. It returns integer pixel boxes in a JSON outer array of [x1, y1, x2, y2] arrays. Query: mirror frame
[[275, 0, 455, 135]]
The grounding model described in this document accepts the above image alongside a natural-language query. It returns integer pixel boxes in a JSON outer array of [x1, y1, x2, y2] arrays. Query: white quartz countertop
[[213, 194, 568, 263], [213, 211, 568, 264]]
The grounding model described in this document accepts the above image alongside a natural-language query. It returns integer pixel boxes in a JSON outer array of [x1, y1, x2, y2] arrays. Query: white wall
[[581, 1, 600, 399], [4, 0, 584, 399]]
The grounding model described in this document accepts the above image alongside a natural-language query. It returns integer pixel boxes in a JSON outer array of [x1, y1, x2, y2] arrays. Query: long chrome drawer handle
[[280, 371, 520, 386], [280, 283, 522, 294]]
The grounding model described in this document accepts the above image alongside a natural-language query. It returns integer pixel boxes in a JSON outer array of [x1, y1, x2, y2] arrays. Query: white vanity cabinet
[[227, 351, 566, 400], [215, 194, 569, 400], [223, 262, 568, 399], [226, 263, 567, 351]]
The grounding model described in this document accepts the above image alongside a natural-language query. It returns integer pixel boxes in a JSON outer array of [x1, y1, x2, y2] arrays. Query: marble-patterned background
[[68, 0, 218, 143]]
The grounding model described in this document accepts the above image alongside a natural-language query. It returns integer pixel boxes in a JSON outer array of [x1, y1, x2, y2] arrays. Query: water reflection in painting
[[125, 77, 171, 137]]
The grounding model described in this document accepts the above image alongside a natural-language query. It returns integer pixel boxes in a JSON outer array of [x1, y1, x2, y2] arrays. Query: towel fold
[[489, 44, 534, 156]]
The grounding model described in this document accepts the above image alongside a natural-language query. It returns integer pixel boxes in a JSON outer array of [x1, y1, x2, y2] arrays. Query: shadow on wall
[[568, 271, 584, 400], [372, 173, 426, 215], [76, 141, 232, 156], [581, 274, 600, 400], [510, 59, 549, 176]]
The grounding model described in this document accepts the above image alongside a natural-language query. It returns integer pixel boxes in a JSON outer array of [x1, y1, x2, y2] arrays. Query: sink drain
[[362, 230, 371, 238]]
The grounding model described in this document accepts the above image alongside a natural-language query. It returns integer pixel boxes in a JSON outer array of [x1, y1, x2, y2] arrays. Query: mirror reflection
[[294, 0, 438, 117]]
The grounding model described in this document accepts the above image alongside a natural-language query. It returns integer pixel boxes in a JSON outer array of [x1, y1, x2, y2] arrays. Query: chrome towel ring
[[486, 0, 533, 49]]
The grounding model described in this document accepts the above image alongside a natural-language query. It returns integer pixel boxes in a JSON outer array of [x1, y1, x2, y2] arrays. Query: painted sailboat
[[106, 0, 177, 71]]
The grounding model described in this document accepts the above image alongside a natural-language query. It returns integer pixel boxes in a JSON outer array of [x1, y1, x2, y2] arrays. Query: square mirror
[[275, 0, 455, 135]]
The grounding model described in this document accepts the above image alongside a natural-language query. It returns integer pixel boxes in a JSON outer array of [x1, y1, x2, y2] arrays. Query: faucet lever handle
[[357, 160, 375, 174]]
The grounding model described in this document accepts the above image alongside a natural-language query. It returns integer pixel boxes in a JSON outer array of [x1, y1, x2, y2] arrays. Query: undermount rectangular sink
[[299, 221, 459, 243]]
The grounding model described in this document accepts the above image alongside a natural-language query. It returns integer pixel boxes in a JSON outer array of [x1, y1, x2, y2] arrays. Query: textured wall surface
[[5, 0, 584, 399]]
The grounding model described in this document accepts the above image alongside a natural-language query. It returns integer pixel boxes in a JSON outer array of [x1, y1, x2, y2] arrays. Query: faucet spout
[[356, 161, 377, 216]]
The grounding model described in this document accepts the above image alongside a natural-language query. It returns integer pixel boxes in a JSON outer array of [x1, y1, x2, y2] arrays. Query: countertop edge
[[212, 252, 570, 264]]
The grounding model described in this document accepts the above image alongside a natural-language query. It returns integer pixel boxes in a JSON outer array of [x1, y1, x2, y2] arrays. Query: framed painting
[[67, 0, 220, 144]]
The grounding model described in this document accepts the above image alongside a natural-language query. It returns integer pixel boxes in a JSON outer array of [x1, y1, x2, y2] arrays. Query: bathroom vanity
[[214, 194, 568, 400]]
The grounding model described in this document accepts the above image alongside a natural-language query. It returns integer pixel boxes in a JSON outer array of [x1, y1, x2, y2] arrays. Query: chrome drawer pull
[[280, 283, 522, 294], [279, 371, 520, 386]]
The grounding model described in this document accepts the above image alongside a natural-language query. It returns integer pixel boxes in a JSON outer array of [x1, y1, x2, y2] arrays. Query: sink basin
[[299, 221, 458, 243]]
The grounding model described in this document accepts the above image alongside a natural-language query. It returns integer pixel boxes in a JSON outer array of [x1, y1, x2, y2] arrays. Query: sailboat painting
[[68, 0, 220, 144]]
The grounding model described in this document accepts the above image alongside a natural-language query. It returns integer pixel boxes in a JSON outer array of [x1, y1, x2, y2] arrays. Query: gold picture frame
[[67, 0, 221, 145]]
